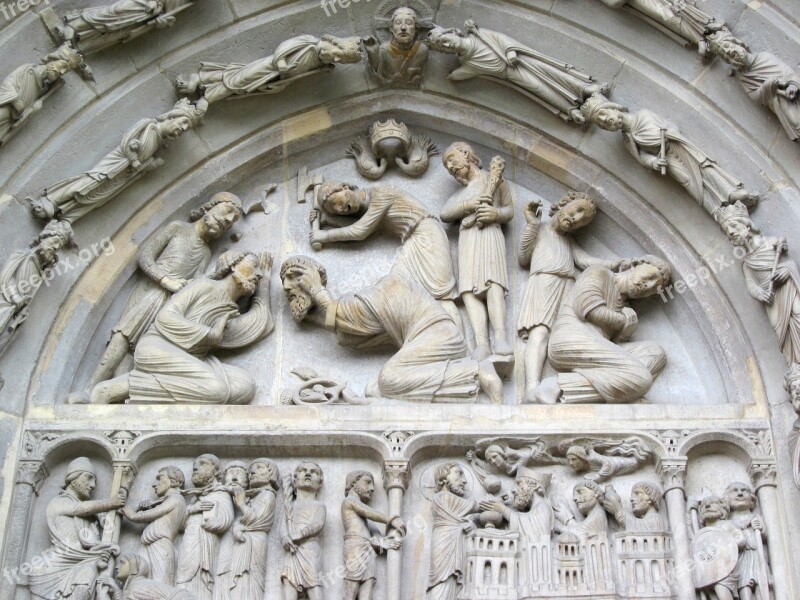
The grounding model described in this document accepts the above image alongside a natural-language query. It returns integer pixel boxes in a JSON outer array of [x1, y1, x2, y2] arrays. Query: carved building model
[[0, 1, 800, 599]]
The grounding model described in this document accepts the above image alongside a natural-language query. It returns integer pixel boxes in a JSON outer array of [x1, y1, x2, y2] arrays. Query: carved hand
[[475, 204, 499, 226], [282, 535, 297, 553], [771, 265, 792, 285], [362, 36, 378, 47], [750, 515, 765, 532], [309, 229, 328, 247], [461, 520, 478, 534], [109, 493, 127, 510], [479, 499, 505, 513], [758, 288, 775, 305], [206, 313, 232, 345], [376, 535, 402, 551], [259, 252, 273, 274], [524, 200, 542, 224], [461, 197, 481, 216], [154, 15, 176, 28], [785, 83, 799, 100], [651, 158, 668, 172], [161, 276, 188, 293]]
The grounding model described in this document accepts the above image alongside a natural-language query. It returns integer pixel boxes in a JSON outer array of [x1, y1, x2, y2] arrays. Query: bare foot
[[534, 377, 561, 405], [478, 360, 503, 405], [492, 338, 513, 357]]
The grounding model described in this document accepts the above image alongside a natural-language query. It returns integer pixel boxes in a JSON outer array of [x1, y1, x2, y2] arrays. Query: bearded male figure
[[427, 462, 480, 600], [517, 192, 623, 402], [364, 6, 429, 85], [281, 462, 326, 600], [176, 34, 361, 103], [176, 455, 234, 600], [122, 466, 187, 585], [87, 251, 274, 405], [554, 480, 610, 538], [341, 471, 405, 600], [80, 193, 242, 397], [427, 22, 602, 123], [537, 256, 672, 404], [280, 256, 503, 404], [29, 98, 207, 223], [29, 458, 126, 600], [310, 181, 460, 324], [709, 31, 800, 143], [0, 44, 86, 147], [582, 93, 759, 214], [604, 481, 668, 532]]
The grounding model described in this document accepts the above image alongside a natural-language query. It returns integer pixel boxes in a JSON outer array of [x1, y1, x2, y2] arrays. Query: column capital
[[656, 457, 688, 493], [383, 460, 410, 492], [748, 458, 778, 491], [16, 460, 49, 495]]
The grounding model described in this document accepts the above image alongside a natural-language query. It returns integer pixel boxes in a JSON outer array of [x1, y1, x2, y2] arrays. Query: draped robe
[[735, 52, 800, 142], [332, 274, 479, 402], [127, 493, 187, 585], [427, 491, 478, 600], [0, 250, 45, 358], [604, 0, 715, 44], [120, 575, 196, 600], [225, 489, 276, 600], [0, 64, 47, 143], [508, 497, 554, 588], [281, 499, 326, 592], [176, 487, 234, 600]]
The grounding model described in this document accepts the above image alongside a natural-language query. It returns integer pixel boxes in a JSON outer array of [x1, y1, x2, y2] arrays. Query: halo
[[418, 461, 474, 502], [373, 0, 436, 31]]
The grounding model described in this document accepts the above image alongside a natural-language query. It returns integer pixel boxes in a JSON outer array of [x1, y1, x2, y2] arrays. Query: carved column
[[749, 459, 791, 600], [383, 460, 409, 600], [0, 460, 49, 598], [657, 457, 695, 600]]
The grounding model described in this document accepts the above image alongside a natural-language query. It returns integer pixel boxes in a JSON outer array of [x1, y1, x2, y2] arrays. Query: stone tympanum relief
[[364, 5, 430, 86], [280, 256, 504, 405], [347, 119, 438, 179], [0, 44, 88, 149], [28, 98, 207, 223], [175, 35, 362, 103], [98, 553, 196, 600], [55, 0, 198, 56], [427, 21, 604, 124], [536, 256, 672, 404], [87, 251, 274, 405]]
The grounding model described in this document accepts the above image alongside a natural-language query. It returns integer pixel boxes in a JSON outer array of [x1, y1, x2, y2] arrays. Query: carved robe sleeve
[[323, 194, 392, 243], [137, 221, 181, 283], [202, 492, 234, 534], [518, 222, 540, 268]]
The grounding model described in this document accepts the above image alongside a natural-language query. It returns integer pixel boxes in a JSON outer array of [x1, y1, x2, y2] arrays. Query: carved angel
[[467, 437, 563, 490], [557, 437, 653, 483]]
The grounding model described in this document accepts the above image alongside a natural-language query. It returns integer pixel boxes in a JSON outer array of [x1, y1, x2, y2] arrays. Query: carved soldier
[[29, 98, 207, 223], [341, 471, 405, 600], [709, 31, 800, 143], [0, 220, 75, 368], [121, 466, 187, 585], [224, 459, 279, 600], [87, 251, 274, 405], [281, 462, 326, 600], [280, 256, 503, 404], [517, 192, 623, 402], [58, 0, 197, 55], [596, 0, 724, 55], [554, 480, 610, 538], [440, 142, 513, 360], [80, 193, 242, 397], [604, 481, 668, 531], [29, 457, 126, 600], [427, 21, 603, 123], [537, 256, 671, 404], [176, 454, 234, 600], [98, 553, 196, 600], [364, 6, 429, 85], [310, 181, 460, 325], [427, 462, 480, 600], [176, 35, 361, 103], [582, 93, 759, 214], [0, 44, 86, 147], [724, 483, 770, 600], [716, 201, 800, 364]]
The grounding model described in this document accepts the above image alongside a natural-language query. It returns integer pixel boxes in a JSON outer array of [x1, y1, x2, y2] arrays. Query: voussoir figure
[[427, 21, 603, 123], [176, 34, 361, 103], [364, 6, 429, 85], [537, 256, 672, 404]]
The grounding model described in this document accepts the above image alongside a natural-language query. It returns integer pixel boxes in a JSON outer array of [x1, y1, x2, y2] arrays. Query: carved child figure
[[341, 471, 406, 600]]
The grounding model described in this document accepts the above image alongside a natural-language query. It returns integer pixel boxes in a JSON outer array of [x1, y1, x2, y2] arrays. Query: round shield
[[690, 527, 739, 589]]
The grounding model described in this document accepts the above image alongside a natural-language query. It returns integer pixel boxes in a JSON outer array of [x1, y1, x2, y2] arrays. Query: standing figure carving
[[281, 462, 326, 600], [716, 201, 800, 364], [309, 182, 460, 325], [0, 220, 74, 375], [280, 256, 503, 404], [176, 35, 361, 103], [342, 471, 406, 600], [214, 462, 248, 599], [517, 192, 623, 402], [58, 0, 198, 55], [604, 481, 668, 531], [98, 553, 196, 600], [440, 142, 513, 361], [427, 21, 603, 123], [29, 98, 207, 223], [536, 256, 671, 404], [176, 454, 234, 600], [583, 93, 759, 213], [223, 459, 278, 600], [0, 44, 86, 148], [121, 466, 187, 585], [87, 251, 274, 405], [29, 457, 126, 600], [785, 364, 800, 489], [79, 193, 242, 399], [596, 0, 725, 55], [364, 6, 429, 85], [709, 31, 800, 144], [427, 462, 480, 600], [725, 483, 771, 600]]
